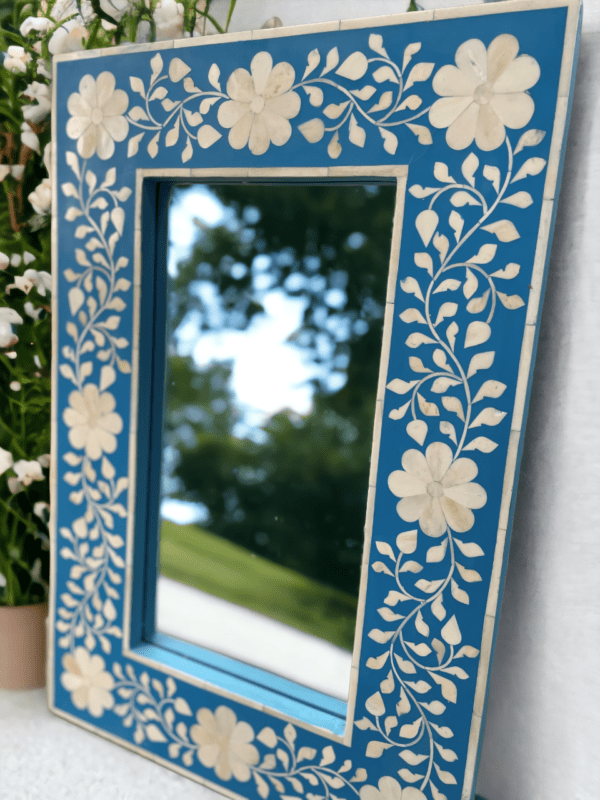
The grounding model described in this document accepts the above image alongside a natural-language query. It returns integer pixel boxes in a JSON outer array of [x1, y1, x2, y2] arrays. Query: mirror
[[155, 182, 397, 699]]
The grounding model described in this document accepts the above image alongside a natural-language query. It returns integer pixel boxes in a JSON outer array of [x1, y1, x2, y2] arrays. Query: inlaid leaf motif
[[302, 48, 320, 79], [497, 291, 525, 309], [434, 765, 457, 785], [430, 673, 457, 703], [406, 419, 428, 445], [434, 162, 456, 184], [467, 351, 494, 378], [464, 321, 491, 348], [349, 114, 366, 147], [454, 540, 484, 557], [399, 718, 422, 738], [416, 209, 439, 247], [396, 531, 418, 554], [303, 85, 324, 107], [501, 191, 533, 208], [389, 402, 410, 420], [336, 52, 369, 80], [369, 33, 389, 58], [463, 437, 498, 453], [434, 279, 461, 294], [380, 129, 398, 155], [321, 47, 340, 76], [483, 164, 501, 192], [469, 407, 506, 428], [514, 128, 546, 154], [450, 191, 480, 207], [400, 750, 428, 765], [451, 579, 470, 604], [402, 41, 422, 71], [482, 219, 520, 242], [461, 152, 479, 186], [373, 65, 399, 84], [512, 156, 547, 182]]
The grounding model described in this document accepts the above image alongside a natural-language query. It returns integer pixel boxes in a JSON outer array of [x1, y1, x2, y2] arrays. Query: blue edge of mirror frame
[[49, 2, 581, 798]]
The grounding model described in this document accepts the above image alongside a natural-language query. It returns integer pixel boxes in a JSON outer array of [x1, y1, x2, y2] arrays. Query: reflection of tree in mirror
[[163, 183, 396, 598]]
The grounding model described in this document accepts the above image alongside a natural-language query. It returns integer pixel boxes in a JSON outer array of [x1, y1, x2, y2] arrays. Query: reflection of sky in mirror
[[164, 186, 326, 524], [168, 186, 324, 423]]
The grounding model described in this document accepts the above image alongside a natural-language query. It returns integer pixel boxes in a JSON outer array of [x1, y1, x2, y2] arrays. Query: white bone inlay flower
[[429, 34, 540, 151], [60, 647, 115, 718], [190, 705, 259, 781], [62, 384, 123, 460], [66, 72, 129, 160], [217, 52, 301, 156], [388, 441, 486, 537]]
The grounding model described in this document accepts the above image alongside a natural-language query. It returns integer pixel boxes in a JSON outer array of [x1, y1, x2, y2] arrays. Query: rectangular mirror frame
[[50, 2, 581, 798]]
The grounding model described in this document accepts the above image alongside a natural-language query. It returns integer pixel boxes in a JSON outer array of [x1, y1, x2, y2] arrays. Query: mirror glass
[[156, 181, 396, 700]]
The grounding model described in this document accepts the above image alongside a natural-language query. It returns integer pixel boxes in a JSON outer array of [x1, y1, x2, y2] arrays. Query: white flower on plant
[[0, 252, 8, 269], [37, 59, 52, 80], [24, 301, 43, 320], [20, 16, 54, 37], [29, 178, 52, 215], [388, 441, 486, 537], [10, 165, 24, 181], [360, 777, 426, 800], [7, 269, 51, 296], [217, 52, 301, 156], [66, 72, 129, 160], [34, 501, 50, 522], [0, 307, 23, 348], [37, 454, 51, 468], [22, 81, 52, 124], [9, 381, 21, 391], [60, 647, 115, 718], [0, 447, 13, 476], [8, 459, 46, 494], [100, 0, 135, 23], [4, 46, 32, 74], [48, 17, 89, 55], [21, 121, 40, 154], [63, 384, 123, 460], [190, 705, 260, 781], [0, 166, 9, 182], [429, 34, 540, 151], [153, 0, 185, 39]]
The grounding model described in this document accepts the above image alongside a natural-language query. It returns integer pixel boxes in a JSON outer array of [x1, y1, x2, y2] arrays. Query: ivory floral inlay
[[63, 384, 123, 461], [190, 706, 260, 781], [67, 72, 129, 160], [388, 442, 486, 537], [217, 52, 301, 155], [60, 647, 115, 717], [429, 35, 540, 151]]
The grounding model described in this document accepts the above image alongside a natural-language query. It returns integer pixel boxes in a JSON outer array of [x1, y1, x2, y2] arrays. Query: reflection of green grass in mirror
[[160, 519, 358, 651]]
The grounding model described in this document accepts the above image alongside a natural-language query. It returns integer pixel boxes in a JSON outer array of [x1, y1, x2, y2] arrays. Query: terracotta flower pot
[[0, 601, 48, 689]]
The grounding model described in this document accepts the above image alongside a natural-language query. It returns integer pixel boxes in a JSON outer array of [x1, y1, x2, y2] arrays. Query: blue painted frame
[[49, 2, 581, 798]]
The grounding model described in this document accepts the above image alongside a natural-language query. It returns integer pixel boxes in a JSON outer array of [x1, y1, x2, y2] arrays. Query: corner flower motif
[[60, 647, 115, 718], [388, 442, 486, 537], [190, 705, 260, 781], [62, 384, 123, 460], [429, 34, 540, 151], [217, 52, 301, 156], [66, 72, 129, 160], [360, 777, 426, 800]]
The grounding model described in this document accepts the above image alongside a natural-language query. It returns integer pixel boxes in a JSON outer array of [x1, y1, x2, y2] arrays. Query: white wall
[[475, 7, 600, 800], [213, 2, 600, 797]]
